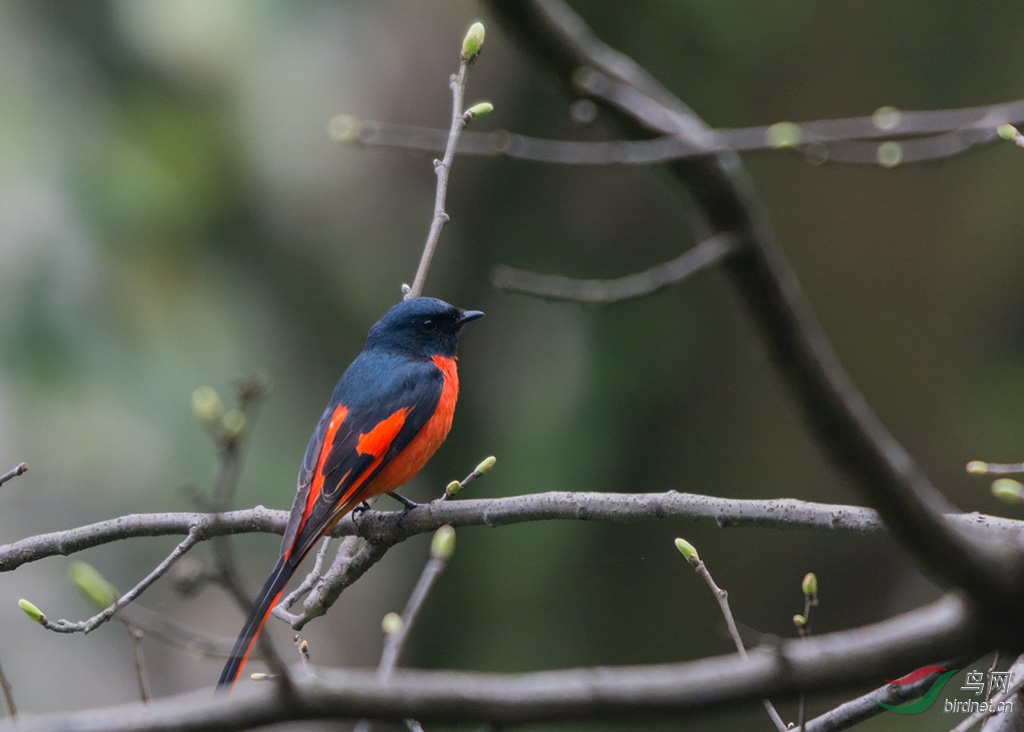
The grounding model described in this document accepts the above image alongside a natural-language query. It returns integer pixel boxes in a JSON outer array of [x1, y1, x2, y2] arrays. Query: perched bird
[[217, 297, 483, 690]]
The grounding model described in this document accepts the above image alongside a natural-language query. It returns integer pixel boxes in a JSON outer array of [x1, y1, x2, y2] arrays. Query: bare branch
[[292, 537, 392, 631], [335, 96, 1024, 166], [123, 623, 150, 703], [377, 527, 455, 680], [275, 536, 332, 618], [0, 463, 27, 489], [3, 494, 1023, 574], [676, 541, 786, 731], [0, 658, 15, 720], [484, 0, 1024, 613], [406, 49, 474, 299], [493, 233, 737, 303], [0, 596, 976, 732]]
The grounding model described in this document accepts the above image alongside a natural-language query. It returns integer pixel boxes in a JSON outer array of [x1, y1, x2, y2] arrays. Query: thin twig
[[40, 526, 204, 634], [378, 528, 454, 679], [970, 462, 1024, 476], [0, 658, 16, 720], [333, 98, 1024, 167], [124, 622, 150, 703], [277, 537, 333, 613], [354, 530, 454, 732], [292, 538, 392, 631], [119, 604, 236, 658], [209, 381, 268, 615], [795, 574, 818, 732], [493, 233, 737, 304], [442, 456, 496, 499], [406, 56, 470, 299], [273, 535, 363, 626], [0, 464, 27, 489], [202, 381, 293, 689], [679, 547, 786, 731]]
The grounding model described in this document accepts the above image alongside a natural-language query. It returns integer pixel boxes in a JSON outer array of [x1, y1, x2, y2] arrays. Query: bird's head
[[366, 297, 484, 358]]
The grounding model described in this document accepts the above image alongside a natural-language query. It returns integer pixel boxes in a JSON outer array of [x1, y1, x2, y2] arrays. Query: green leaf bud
[[461, 22, 485, 61], [801, 572, 818, 600], [475, 456, 497, 474], [766, 122, 801, 149], [431, 525, 456, 560], [674, 537, 699, 563], [998, 124, 1020, 141], [382, 612, 404, 636], [992, 478, 1024, 504], [463, 102, 494, 122], [876, 141, 903, 168], [191, 386, 224, 425], [965, 460, 990, 475], [18, 598, 46, 625], [328, 114, 362, 144], [221, 409, 247, 441], [68, 561, 119, 608], [872, 106, 901, 131]]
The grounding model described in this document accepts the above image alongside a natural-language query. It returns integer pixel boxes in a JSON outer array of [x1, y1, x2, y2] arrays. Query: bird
[[217, 296, 483, 690]]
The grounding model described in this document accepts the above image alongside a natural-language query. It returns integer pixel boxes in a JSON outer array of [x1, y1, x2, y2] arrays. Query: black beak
[[456, 309, 485, 326]]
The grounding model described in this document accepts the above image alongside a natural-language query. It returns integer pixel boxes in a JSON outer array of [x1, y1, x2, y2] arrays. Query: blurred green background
[[1, 1, 1023, 729]]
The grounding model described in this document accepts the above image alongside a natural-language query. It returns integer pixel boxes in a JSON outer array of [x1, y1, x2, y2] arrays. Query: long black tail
[[216, 556, 296, 691]]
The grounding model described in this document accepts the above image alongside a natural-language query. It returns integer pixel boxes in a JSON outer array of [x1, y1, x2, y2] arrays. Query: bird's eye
[[420, 318, 437, 333]]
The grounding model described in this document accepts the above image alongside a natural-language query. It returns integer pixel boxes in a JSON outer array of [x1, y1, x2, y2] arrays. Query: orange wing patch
[[356, 409, 409, 458], [305, 404, 349, 520]]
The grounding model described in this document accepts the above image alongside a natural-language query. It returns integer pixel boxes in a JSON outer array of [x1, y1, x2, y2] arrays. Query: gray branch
[[0, 595, 976, 732], [4, 493, 1022, 574]]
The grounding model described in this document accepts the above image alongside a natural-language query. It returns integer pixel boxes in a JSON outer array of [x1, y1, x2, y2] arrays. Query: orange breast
[[366, 355, 459, 496]]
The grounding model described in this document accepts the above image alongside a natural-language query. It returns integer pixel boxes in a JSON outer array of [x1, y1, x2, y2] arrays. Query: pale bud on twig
[[674, 537, 700, 565], [992, 478, 1024, 504], [431, 525, 456, 560], [966, 460, 990, 475], [462, 101, 494, 125], [461, 22, 485, 62], [475, 456, 497, 474], [327, 114, 362, 144], [221, 409, 247, 442], [68, 561, 119, 608], [191, 386, 224, 425], [18, 599, 46, 625], [766, 122, 801, 149], [382, 612, 404, 636], [802, 572, 818, 605]]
